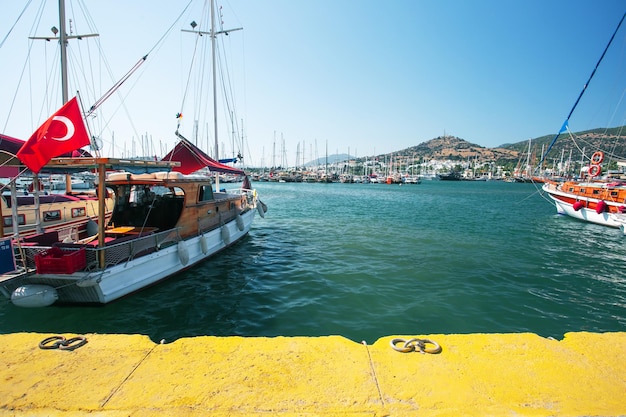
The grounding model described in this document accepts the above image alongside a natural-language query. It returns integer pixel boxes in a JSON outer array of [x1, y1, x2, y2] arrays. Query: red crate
[[35, 247, 86, 274]]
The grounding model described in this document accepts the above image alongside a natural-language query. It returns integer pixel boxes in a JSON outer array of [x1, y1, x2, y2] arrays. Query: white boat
[[0, 0, 264, 307], [542, 178, 626, 229], [0, 156, 261, 307], [49, 174, 94, 190], [541, 12, 626, 230]]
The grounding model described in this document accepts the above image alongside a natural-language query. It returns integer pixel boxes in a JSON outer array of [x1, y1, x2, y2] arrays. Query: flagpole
[[76, 91, 99, 158]]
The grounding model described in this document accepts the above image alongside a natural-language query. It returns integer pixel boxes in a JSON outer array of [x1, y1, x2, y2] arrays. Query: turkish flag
[[16, 97, 91, 173]]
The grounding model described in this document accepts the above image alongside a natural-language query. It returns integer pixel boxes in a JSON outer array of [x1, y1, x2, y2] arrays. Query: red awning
[[0, 133, 26, 155], [161, 138, 245, 175]]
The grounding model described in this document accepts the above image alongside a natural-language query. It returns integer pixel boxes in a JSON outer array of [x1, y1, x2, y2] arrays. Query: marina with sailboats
[[0, 1, 625, 415], [0, 0, 623, 325]]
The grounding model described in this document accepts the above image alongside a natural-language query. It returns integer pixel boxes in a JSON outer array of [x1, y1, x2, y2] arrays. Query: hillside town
[[245, 130, 626, 183]]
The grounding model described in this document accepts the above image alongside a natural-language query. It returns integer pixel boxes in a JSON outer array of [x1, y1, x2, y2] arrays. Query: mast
[[29, 0, 99, 104], [211, 0, 218, 175], [59, 0, 69, 103], [22, 0, 95, 236], [183, 0, 242, 188]]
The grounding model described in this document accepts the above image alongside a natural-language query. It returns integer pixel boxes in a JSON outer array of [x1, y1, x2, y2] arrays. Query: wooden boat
[[0, 0, 263, 307], [542, 175, 626, 229], [540, 13, 626, 230], [0, 155, 261, 307]]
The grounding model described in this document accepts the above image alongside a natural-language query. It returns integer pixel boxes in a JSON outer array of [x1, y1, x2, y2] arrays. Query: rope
[[100, 341, 160, 407]]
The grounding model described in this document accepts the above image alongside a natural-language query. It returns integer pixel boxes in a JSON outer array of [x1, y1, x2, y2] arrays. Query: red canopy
[[161, 138, 245, 175]]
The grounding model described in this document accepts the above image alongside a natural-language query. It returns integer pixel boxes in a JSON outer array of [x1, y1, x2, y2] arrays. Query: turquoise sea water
[[1, 180, 625, 343]]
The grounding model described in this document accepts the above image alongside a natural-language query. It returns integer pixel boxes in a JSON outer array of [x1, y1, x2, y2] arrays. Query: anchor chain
[[390, 337, 441, 354], [39, 335, 88, 351]]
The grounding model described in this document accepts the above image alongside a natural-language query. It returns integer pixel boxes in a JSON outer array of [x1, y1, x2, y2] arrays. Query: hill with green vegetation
[[364, 126, 626, 167]]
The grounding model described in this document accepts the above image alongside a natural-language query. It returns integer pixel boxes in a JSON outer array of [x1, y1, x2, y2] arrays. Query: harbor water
[[1, 180, 625, 343]]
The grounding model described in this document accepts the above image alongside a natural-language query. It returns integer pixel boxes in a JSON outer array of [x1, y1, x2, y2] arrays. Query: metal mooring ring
[[58, 336, 88, 351], [39, 336, 67, 350], [390, 337, 442, 354], [39, 335, 88, 351]]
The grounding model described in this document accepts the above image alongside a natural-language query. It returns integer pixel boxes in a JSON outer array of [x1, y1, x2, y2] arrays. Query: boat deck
[[1, 331, 624, 416]]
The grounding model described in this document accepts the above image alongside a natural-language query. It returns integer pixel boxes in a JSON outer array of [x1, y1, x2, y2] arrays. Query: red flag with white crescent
[[16, 97, 90, 173]]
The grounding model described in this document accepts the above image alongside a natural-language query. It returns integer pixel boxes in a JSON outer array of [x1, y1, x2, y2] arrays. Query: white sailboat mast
[[211, 0, 219, 163], [59, 0, 69, 103]]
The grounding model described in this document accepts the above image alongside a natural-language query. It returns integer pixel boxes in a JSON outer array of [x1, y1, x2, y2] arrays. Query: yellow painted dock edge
[[1, 332, 625, 416]]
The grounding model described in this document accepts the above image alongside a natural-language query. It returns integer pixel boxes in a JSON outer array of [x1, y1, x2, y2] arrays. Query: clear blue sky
[[1, 0, 625, 167]]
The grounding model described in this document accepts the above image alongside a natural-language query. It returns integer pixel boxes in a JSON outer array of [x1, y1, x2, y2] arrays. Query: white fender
[[221, 225, 231, 245], [236, 214, 245, 231], [177, 241, 189, 265], [200, 235, 209, 254], [11, 285, 58, 308], [257, 200, 266, 218]]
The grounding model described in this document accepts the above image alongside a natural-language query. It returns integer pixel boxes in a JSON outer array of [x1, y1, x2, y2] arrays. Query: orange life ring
[[591, 151, 604, 164], [588, 164, 601, 177]]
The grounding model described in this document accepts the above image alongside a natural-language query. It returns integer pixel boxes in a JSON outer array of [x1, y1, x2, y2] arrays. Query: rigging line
[[0, 0, 34, 49], [537, 11, 626, 171], [218, 32, 245, 154], [86, 55, 147, 116], [2, 41, 36, 133], [76, 91, 99, 158], [66, 1, 100, 106], [566, 127, 621, 162], [179, 30, 204, 129], [2, 0, 47, 133], [147, 0, 195, 57]]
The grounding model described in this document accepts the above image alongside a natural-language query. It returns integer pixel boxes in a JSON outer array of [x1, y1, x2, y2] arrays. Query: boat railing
[[215, 187, 257, 210], [18, 228, 182, 272], [88, 228, 182, 269]]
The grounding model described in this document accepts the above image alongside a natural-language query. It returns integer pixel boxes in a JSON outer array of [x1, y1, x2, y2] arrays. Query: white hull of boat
[[100, 209, 254, 303], [7, 209, 256, 305], [543, 183, 626, 228]]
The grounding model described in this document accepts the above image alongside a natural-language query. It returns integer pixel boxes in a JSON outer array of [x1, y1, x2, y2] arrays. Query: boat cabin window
[[110, 184, 185, 231], [71, 207, 86, 218], [43, 210, 61, 222], [199, 185, 214, 202], [3, 214, 25, 227]]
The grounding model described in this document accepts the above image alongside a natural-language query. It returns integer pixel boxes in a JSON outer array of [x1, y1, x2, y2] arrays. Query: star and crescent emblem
[[50, 116, 75, 141]]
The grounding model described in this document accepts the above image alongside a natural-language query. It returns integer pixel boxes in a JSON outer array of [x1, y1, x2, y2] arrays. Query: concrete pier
[[1, 331, 625, 416]]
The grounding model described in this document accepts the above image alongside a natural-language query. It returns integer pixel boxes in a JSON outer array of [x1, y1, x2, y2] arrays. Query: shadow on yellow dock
[[1, 332, 625, 416]]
